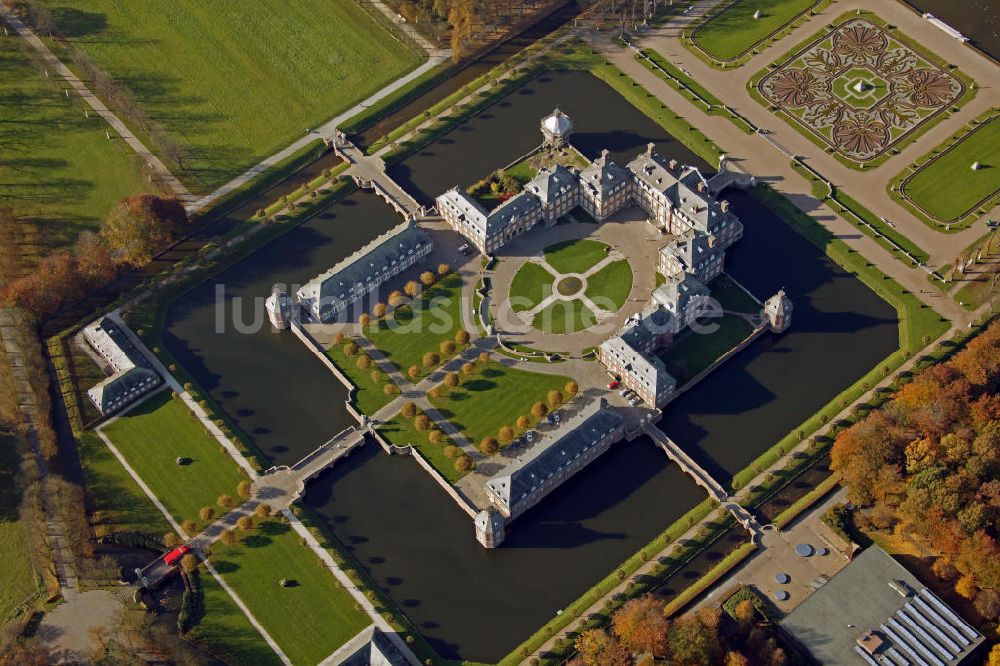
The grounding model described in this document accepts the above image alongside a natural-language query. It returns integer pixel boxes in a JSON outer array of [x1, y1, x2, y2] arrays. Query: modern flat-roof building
[[296, 220, 432, 322], [84, 317, 162, 416], [484, 399, 625, 520], [782, 546, 983, 665]]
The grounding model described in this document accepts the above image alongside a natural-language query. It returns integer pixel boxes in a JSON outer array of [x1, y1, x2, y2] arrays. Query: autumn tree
[[254, 503, 272, 518], [575, 628, 631, 666], [479, 437, 499, 455], [414, 414, 430, 431], [408, 365, 420, 379], [389, 290, 405, 307], [444, 372, 460, 387], [373, 302, 387, 318], [404, 280, 420, 298], [611, 596, 668, 656], [402, 401, 418, 418], [454, 454, 472, 472], [437, 263, 450, 276], [478, 351, 490, 365], [516, 415, 530, 430], [343, 341, 359, 356], [440, 340, 456, 355], [498, 425, 514, 444], [565, 380, 579, 396], [547, 389, 563, 408], [73, 231, 116, 286], [359, 313, 371, 327], [180, 553, 199, 573], [456, 329, 470, 345], [236, 480, 252, 499], [236, 515, 253, 531], [423, 351, 440, 368], [532, 401, 548, 418], [420, 271, 436, 286], [428, 430, 443, 444], [101, 194, 188, 266], [198, 507, 215, 522], [461, 361, 475, 375], [667, 608, 722, 665]]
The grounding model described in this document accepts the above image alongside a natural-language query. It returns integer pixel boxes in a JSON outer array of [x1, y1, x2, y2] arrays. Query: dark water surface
[[903, 0, 1000, 62], [162, 69, 900, 661]]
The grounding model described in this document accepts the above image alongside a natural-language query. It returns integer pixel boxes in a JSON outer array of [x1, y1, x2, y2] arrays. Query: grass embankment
[[100, 391, 246, 530], [189, 573, 283, 666], [0, 431, 41, 622], [899, 114, 1000, 223], [325, 341, 398, 416], [544, 238, 610, 274], [0, 36, 150, 256], [658, 315, 754, 385], [208, 518, 369, 666], [510, 262, 555, 312], [429, 361, 574, 448], [378, 414, 466, 483], [365, 272, 467, 376], [712, 273, 760, 312], [690, 0, 822, 62], [585, 260, 633, 310], [40, 0, 420, 192]]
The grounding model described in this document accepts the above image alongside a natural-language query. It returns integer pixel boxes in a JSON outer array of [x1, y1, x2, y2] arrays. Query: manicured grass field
[[366, 273, 467, 375], [190, 572, 282, 666], [902, 117, 1000, 221], [584, 259, 633, 310], [326, 341, 397, 415], [39, 0, 421, 193], [101, 391, 246, 529], [657, 314, 754, 384], [509, 262, 555, 312], [711, 273, 760, 313], [0, 432, 40, 622], [0, 37, 150, 256], [429, 362, 573, 446], [209, 518, 369, 665], [692, 0, 819, 61], [378, 414, 467, 483], [532, 298, 598, 334], [544, 239, 610, 274]]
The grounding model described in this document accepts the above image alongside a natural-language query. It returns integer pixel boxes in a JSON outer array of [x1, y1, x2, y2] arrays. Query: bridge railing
[[291, 426, 357, 471]]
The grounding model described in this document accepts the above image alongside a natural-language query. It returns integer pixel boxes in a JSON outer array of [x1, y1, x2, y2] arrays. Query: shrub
[[428, 430, 443, 444], [356, 355, 372, 370], [180, 553, 199, 573], [479, 437, 499, 454], [198, 507, 215, 522], [254, 503, 272, 518], [438, 263, 450, 276], [420, 271, 436, 286], [383, 383, 397, 396], [440, 340, 456, 355], [217, 494, 235, 509], [422, 351, 440, 368], [547, 389, 563, 408], [443, 445, 459, 459], [401, 401, 418, 418], [236, 515, 253, 531], [388, 290, 405, 307], [373, 302, 387, 318], [181, 519, 197, 535], [516, 415, 530, 430], [359, 313, 371, 327], [498, 425, 514, 444], [532, 402, 548, 418], [414, 414, 431, 431], [236, 480, 252, 499], [478, 351, 490, 365], [343, 341, 359, 356], [565, 380, 578, 396], [456, 329, 470, 345], [444, 372, 459, 387], [408, 365, 420, 379], [455, 455, 472, 472]]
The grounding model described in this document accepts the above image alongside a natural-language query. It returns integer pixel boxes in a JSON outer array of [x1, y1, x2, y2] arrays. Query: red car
[[608, 380, 620, 390], [164, 545, 190, 567]]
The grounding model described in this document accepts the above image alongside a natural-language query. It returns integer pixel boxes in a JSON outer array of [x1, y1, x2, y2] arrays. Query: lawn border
[[747, 10, 978, 171], [685, 0, 828, 68], [890, 108, 1000, 231]]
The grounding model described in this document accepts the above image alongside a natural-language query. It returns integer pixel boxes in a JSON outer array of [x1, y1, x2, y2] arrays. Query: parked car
[[458, 243, 471, 255], [608, 380, 620, 390], [619, 388, 628, 397], [164, 545, 190, 567]]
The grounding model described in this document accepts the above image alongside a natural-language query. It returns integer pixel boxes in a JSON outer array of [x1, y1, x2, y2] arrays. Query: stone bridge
[[708, 157, 755, 194], [642, 423, 762, 539], [335, 137, 423, 219]]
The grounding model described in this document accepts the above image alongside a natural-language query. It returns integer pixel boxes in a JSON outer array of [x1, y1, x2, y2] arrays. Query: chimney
[[697, 181, 707, 193], [646, 142, 656, 157], [708, 234, 716, 248], [720, 199, 729, 213], [601, 148, 610, 161], [668, 159, 678, 171]]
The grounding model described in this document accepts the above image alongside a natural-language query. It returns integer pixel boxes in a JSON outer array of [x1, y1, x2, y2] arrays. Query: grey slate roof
[[599, 328, 675, 399], [524, 164, 578, 204], [487, 190, 542, 236], [661, 228, 721, 273], [296, 220, 431, 310], [627, 153, 733, 234], [782, 546, 982, 666], [84, 317, 162, 415], [652, 272, 709, 314], [578, 151, 631, 200], [485, 400, 624, 513]]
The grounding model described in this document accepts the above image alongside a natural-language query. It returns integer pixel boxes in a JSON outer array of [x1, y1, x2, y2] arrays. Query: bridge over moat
[[334, 135, 425, 219], [642, 423, 762, 539]]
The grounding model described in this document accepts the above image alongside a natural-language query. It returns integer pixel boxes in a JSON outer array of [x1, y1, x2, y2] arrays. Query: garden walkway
[[0, 8, 195, 206], [590, 29, 977, 326], [624, 0, 999, 265]]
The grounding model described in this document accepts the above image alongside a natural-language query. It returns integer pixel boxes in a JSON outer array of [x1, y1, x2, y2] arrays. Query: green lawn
[[0, 36, 150, 256], [532, 298, 598, 334], [429, 362, 573, 446], [325, 341, 397, 415], [585, 259, 633, 311], [190, 572, 282, 666], [902, 117, 1000, 222], [209, 518, 369, 665], [692, 0, 820, 61], [0, 431, 41, 622], [38, 0, 421, 193], [377, 414, 467, 483], [509, 262, 555, 312], [657, 314, 754, 384], [543, 239, 610, 274], [366, 273, 467, 376], [101, 391, 246, 528], [711, 273, 760, 313]]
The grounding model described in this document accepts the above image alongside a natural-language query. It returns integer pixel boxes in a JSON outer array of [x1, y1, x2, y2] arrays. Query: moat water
[[163, 70, 901, 661]]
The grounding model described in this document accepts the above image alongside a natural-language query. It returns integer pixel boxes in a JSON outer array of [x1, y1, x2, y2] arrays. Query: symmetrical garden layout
[[757, 18, 965, 162]]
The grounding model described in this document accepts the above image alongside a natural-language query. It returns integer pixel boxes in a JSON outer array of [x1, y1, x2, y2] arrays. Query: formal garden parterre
[[751, 14, 975, 168]]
